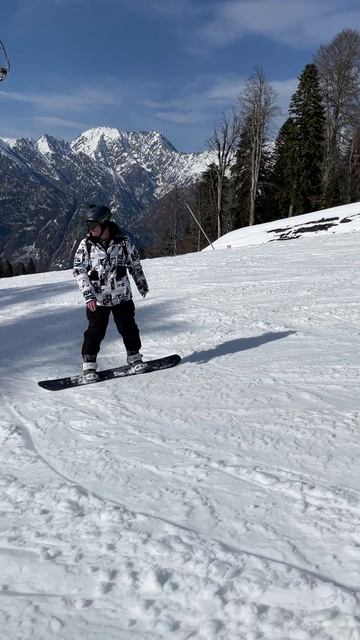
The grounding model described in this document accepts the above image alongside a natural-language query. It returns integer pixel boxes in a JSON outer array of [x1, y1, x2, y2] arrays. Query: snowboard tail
[[38, 354, 181, 391]]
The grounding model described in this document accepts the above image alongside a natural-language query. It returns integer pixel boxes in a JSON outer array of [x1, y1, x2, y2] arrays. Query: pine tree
[[344, 126, 360, 203], [271, 117, 297, 218], [13, 262, 27, 276], [27, 258, 36, 274], [287, 63, 326, 216], [254, 145, 278, 225], [230, 120, 275, 228], [229, 122, 252, 229], [0, 257, 13, 277], [195, 164, 219, 244], [322, 167, 344, 208]]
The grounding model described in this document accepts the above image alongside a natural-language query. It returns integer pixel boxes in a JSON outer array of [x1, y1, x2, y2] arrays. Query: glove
[[86, 299, 97, 312]]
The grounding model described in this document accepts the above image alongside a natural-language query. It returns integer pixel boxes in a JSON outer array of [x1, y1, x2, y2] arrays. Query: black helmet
[[84, 204, 112, 224]]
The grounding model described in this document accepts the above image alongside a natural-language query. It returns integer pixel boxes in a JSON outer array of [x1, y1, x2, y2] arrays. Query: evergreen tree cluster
[[272, 63, 326, 218], [0, 256, 36, 278], [146, 29, 360, 256]]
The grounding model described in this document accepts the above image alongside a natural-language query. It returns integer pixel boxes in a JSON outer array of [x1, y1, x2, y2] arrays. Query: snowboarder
[[73, 204, 149, 381]]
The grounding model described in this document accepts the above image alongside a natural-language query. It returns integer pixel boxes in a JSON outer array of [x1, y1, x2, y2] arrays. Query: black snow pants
[[82, 300, 141, 359]]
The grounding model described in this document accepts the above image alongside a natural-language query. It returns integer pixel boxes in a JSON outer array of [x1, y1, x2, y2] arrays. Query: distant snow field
[[0, 203, 360, 639]]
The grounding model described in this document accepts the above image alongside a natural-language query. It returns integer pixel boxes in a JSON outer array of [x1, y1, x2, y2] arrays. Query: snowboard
[[38, 354, 181, 391]]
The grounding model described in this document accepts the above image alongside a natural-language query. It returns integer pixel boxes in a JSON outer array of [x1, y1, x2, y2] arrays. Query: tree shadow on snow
[[182, 331, 296, 365]]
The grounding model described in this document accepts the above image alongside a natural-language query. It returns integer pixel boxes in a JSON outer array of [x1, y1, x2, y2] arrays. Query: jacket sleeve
[[124, 238, 149, 297], [73, 239, 97, 303]]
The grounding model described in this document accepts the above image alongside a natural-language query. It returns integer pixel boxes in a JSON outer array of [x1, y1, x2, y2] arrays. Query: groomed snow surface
[[1, 205, 360, 639]]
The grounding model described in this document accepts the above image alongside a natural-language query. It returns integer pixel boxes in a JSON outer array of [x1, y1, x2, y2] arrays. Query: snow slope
[[0, 205, 360, 639], [205, 201, 360, 250]]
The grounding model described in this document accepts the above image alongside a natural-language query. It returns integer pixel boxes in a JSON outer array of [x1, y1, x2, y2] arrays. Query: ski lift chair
[[0, 40, 10, 81]]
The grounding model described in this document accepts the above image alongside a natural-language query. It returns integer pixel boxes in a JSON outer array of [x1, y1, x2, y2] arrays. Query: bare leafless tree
[[238, 66, 280, 226], [314, 29, 360, 196], [208, 111, 241, 238]]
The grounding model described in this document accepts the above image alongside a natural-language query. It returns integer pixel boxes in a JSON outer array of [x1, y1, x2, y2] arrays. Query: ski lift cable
[[185, 203, 216, 250]]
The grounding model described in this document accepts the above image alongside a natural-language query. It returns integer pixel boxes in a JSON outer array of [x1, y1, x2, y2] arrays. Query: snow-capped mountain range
[[70, 128, 212, 197], [0, 127, 212, 270]]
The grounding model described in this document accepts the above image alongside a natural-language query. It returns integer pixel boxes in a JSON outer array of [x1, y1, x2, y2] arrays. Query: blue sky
[[1, 0, 359, 152]]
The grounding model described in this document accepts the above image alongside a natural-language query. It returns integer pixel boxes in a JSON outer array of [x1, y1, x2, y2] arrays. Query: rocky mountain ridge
[[0, 127, 212, 270]]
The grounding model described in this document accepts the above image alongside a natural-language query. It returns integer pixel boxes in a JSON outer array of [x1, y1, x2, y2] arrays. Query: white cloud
[[33, 116, 87, 129], [0, 114, 87, 140], [138, 98, 169, 109], [271, 78, 299, 114], [117, 0, 202, 17], [142, 72, 300, 135], [143, 73, 290, 112], [137, 77, 233, 128], [155, 110, 209, 124], [0, 88, 120, 111], [140, 74, 244, 115], [195, 0, 360, 50], [205, 77, 246, 101]]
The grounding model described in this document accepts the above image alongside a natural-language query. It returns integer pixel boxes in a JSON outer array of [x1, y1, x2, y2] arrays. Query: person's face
[[87, 222, 102, 237]]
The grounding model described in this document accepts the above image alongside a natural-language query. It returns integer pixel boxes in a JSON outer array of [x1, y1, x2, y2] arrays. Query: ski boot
[[126, 351, 147, 373], [82, 357, 98, 382]]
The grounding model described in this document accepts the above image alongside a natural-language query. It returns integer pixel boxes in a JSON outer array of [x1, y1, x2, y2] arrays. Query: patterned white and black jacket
[[73, 224, 149, 306]]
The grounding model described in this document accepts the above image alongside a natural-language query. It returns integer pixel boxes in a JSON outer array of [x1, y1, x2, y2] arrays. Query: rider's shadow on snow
[[182, 331, 296, 365]]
